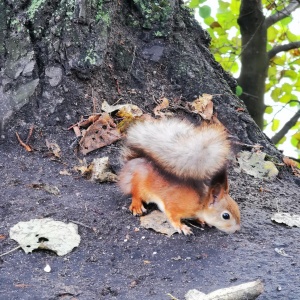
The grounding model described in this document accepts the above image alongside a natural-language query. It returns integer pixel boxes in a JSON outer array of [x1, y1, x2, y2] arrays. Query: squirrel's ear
[[208, 184, 225, 206], [210, 168, 229, 192]]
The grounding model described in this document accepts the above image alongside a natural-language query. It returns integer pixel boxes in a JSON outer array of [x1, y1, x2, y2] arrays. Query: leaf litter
[[9, 218, 81, 256]]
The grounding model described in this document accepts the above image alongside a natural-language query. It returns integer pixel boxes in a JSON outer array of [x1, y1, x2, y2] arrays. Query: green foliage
[[199, 6, 211, 18], [235, 85, 243, 96], [186, 0, 300, 159], [27, 0, 46, 20]]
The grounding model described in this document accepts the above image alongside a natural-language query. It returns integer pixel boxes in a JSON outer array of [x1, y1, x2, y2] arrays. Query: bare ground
[[0, 126, 299, 300]]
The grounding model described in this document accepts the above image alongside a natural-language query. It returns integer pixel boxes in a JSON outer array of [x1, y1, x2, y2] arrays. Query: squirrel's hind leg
[[129, 196, 146, 216], [129, 173, 147, 216]]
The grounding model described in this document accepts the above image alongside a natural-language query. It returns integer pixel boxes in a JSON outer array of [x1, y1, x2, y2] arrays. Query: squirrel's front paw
[[177, 224, 193, 235], [129, 204, 147, 216]]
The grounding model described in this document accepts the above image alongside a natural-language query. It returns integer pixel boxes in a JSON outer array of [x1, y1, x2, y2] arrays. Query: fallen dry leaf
[[140, 210, 177, 237], [189, 94, 214, 120], [29, 183, 60, 195], [185, 279, 264, 300], [271, 212, 300, 227], [102, 100, 143, 116], [59, 169, 72, 176], [72, 125, 82, 137], [274, 247, 293, 258], [153, 97, 170, 117], [236, 151, 279, 180], [45, 140, 61, 158], [79, 113, 122, 155], [10, 218, 81, 256], [90, 157, 118, 182], [283, 156, 298, 168], [74, 159, 93, 178]]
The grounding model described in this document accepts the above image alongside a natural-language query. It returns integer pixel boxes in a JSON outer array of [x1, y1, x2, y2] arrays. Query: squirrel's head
[[202, 171, 241, 234]]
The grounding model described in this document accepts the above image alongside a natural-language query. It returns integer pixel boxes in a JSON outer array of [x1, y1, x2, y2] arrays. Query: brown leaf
[[29, 183, 60, 195], [46, 140, 61, 158], [190, 94, 214, 120], [283, 156, 298, 168], [74, 159, 93, 178], [59, 169, 72, 176], [79, 113, 122, 155], [210, 21, 221, 29], [140, 210, 177, 237], [73, 125, 82, 137], [153, 97, 170, 117]]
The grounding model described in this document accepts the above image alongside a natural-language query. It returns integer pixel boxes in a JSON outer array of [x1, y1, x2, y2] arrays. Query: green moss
[[95, 0, 110, 24], [84, 49, 100, 66], [27, 0, 46, 20], [133, 0, 172, 30]]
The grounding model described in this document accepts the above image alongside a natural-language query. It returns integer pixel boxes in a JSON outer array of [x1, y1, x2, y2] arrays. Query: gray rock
[[45, 66, 63, 87]]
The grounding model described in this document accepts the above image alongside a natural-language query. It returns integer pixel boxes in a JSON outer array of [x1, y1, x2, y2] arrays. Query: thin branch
[[265, 0, 300, 28], [266, 100, 300, 126], [271, 109, 300, 144], [268, 41, 300, 60]]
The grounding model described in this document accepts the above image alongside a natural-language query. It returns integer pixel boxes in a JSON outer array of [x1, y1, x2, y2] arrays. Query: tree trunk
[[237, 0, 268, 129], [0, 0, 277, 155]]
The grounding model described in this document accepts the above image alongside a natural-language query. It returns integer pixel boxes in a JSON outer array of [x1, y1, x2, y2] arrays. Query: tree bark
[[0, 0, 279, 157], [237, 0, 268, 129]]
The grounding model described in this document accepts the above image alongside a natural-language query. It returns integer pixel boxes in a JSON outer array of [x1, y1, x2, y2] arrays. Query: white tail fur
[[123, 119, 230, 180]]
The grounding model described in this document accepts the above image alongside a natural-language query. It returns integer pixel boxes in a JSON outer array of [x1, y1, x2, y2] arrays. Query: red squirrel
[[118, 118, 241, 235]]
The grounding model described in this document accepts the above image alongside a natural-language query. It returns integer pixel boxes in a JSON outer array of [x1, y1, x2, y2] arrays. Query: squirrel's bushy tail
[[122, 118, 231, 180]]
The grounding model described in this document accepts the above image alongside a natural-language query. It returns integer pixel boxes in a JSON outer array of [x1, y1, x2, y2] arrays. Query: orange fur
[[119, 158, 240, 235]]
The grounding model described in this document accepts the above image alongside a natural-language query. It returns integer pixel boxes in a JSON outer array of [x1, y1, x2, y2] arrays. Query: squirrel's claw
[[130, 204, 146, 216], [178, 224, 193, 235]]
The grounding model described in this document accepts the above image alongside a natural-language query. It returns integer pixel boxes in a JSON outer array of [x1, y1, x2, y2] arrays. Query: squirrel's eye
[[222, 213, 230, 220]]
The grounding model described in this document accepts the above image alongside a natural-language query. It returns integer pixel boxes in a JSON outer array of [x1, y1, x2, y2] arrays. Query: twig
[[16, 132, 33, 152], [70, 220, 93, 229], [166, 293, 180, 300], [26, 125, 34, 144], [0, 246, 21, 257]]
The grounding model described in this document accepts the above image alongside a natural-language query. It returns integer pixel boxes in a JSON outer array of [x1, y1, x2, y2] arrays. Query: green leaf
[[265, 106, 273, 114], [230, 0, 240, 15], [188, 0, 200, 9], [282, 70, 298, 81], [287, 31, 299, 42], [230, 61, 239, 73], [271, 87, 281, 102], [289, 100, 298, 107], [282, 83, 292, 93], [268, 27, 278, 42], [204, 16, 215, 26], [291, 135, 300, 149], [280, 16, 292, 26], [280, 94, 291, 103], [236, 85, 243, 96], [277, 136, 286, 145], [273, 56, 285, 66], [292, 122, 300, 130], [272, 119, 280, 131], [199, 5, 211, 18], [218, 1, 230, 14]]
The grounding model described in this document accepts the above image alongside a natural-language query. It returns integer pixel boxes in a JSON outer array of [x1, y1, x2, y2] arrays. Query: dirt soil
[[0, 126, 299, 300], [0, 2, 299, 299]]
